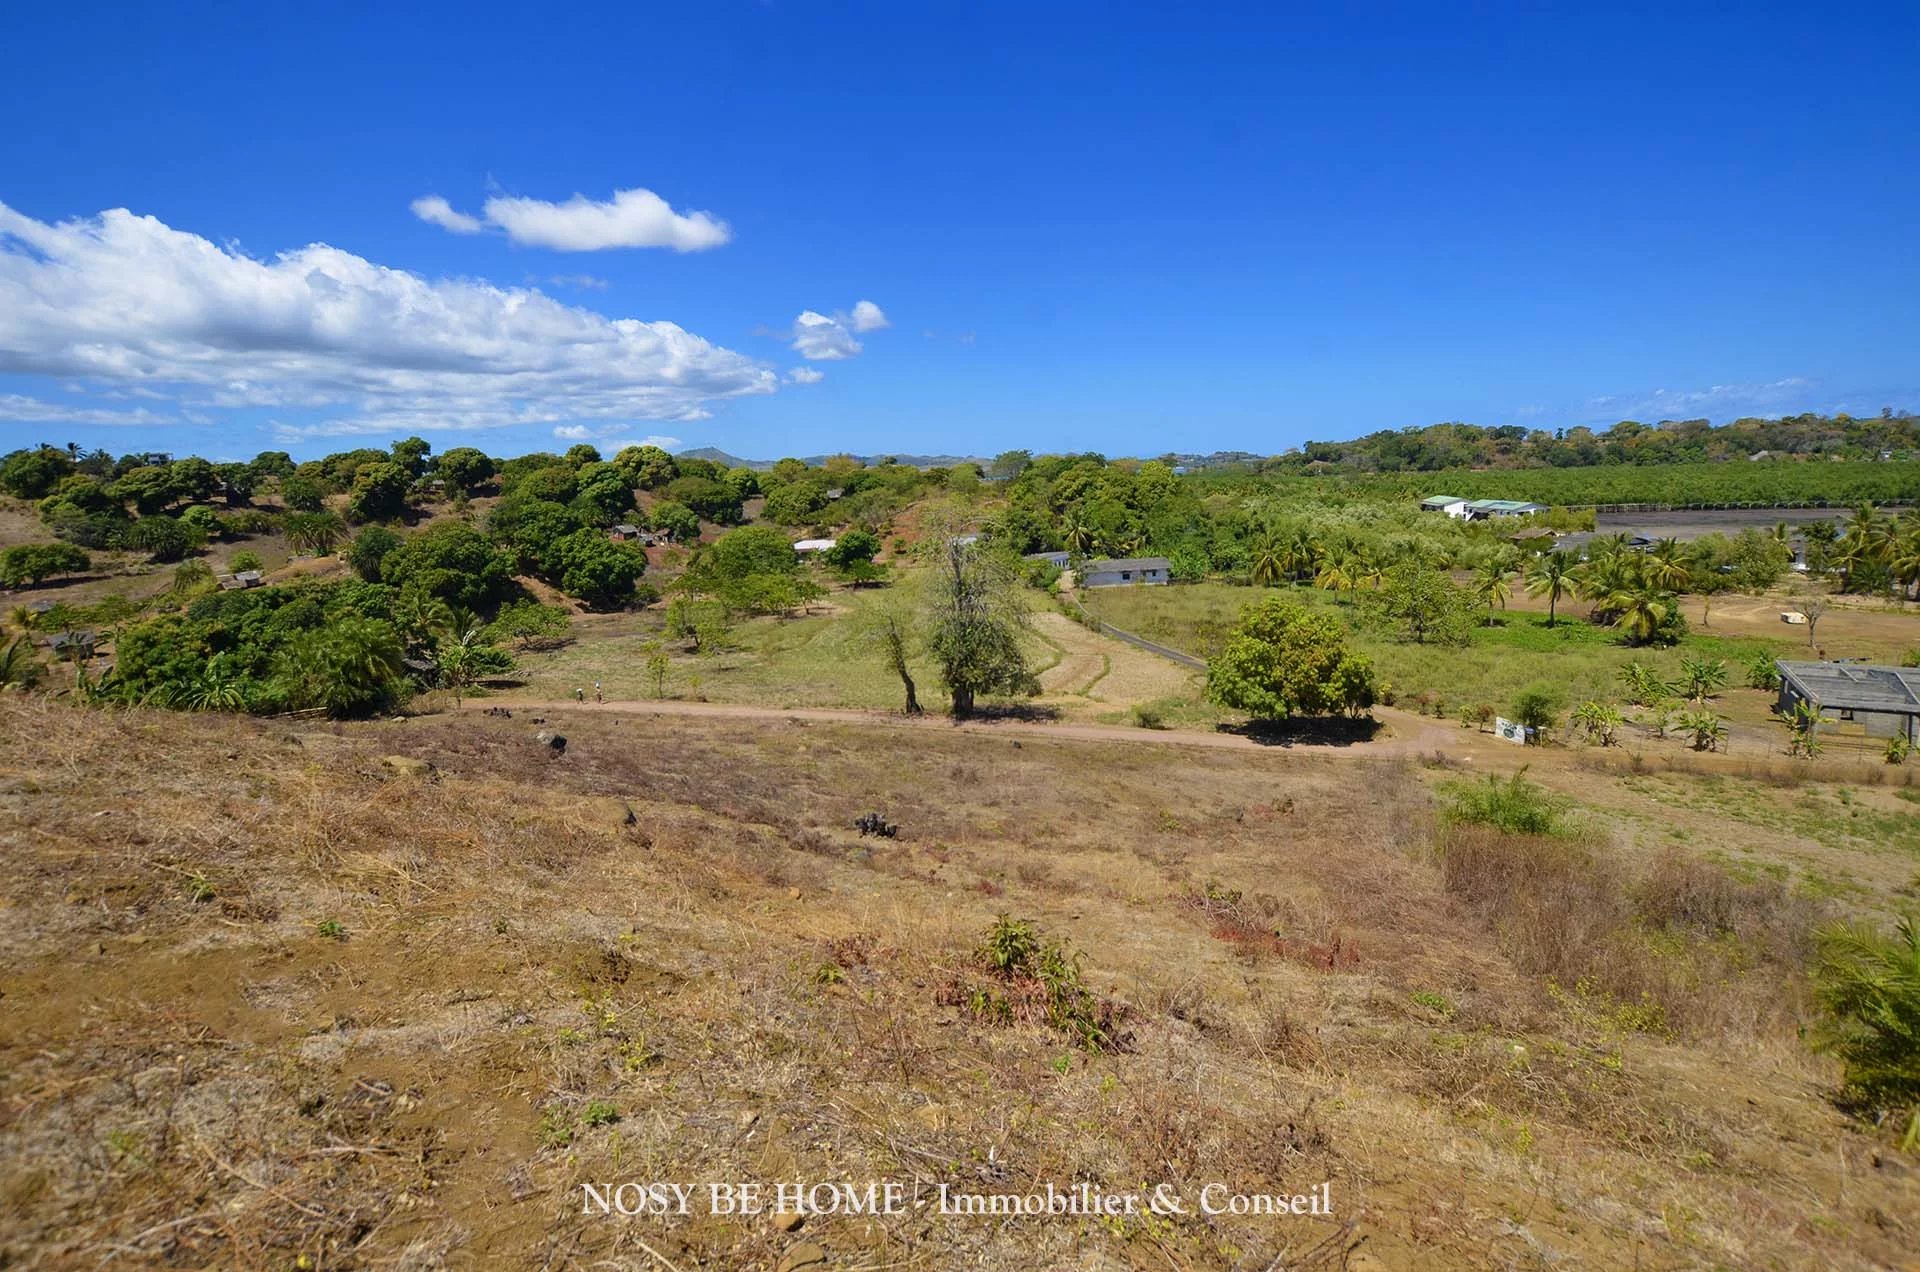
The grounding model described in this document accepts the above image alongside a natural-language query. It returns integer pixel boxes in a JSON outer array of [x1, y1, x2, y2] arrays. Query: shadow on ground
[[1216, 716, 1384, 748]]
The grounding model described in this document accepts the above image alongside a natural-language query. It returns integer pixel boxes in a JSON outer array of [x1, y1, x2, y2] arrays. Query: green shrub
[[1813, 916, 1920, 1149], [1510, 684, 1562, 743], [1443, 771, 1567, 836], [939, 916, 1131, 1052]]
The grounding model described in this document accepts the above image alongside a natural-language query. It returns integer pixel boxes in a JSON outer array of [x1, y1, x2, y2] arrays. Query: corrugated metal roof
[[1778, 660, 1920, 712], [1083, 557, 1171, 573]]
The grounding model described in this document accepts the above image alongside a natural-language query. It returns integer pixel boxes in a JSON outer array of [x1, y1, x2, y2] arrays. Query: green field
[[1080, 580, 1790, 715]]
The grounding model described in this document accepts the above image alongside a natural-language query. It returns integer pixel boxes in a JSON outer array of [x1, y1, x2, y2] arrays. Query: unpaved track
[[467, 696, 1462, 758]]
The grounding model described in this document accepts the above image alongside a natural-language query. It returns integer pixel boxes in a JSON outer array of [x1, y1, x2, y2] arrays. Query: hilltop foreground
[[1, 696, 1914, 1270]]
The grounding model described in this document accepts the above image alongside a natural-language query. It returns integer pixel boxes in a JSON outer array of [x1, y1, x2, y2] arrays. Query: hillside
[[2, 695, 1914, 1270]]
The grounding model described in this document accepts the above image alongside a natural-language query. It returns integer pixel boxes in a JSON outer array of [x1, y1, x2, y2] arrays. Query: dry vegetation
[[1, 695, 1915, 1271]]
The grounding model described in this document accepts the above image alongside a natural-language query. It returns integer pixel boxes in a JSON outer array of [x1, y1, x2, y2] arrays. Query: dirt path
[[468, 696, 1465, 758]]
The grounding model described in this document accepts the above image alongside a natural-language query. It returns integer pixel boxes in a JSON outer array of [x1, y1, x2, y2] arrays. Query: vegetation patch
[[935, 916, 1132, 1052]]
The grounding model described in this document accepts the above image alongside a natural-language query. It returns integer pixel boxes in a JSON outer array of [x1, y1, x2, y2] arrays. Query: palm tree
[[1061, 510, 1094, 556], [1606, 583, 1676, 646], [1278, 529, 1319, 583], [1643, 539, 1692, 591], [1472, 563, 1511, 621], [1247, 538, 1284, 588], [1890, 520, 1920, 602], [0, 636, 41, 690], [1523, 550, 1576, 627], [1314, 555, 1357, 596]]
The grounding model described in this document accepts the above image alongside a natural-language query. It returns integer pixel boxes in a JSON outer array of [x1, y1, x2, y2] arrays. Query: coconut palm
[[1314, 555, 1357, 596], [1643, 539, 1692, 591], [1605, 582, 1676, 646], [1061, 510, 1095, 556], [1524, 550, 1577, 627], [1472, 563, 1511, 621], [1248, 538, 1284, 588]]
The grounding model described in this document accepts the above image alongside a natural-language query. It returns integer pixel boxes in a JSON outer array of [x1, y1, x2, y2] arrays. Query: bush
[[0, 542, 91, 587], [1443, 771, 1566, 835], [1510, 684, 1562, 742], [228, 550, 264, 574], [1814, 916, 1920, 1148], [346, 526, 402, 582], [937, 917, 1131, 1052]]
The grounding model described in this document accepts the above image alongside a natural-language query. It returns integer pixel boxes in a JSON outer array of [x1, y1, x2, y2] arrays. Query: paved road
[[469, 697, 1463, 758]]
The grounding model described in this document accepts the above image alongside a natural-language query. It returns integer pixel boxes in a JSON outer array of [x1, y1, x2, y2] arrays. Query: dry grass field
[[3, 695, 1915, 1271]]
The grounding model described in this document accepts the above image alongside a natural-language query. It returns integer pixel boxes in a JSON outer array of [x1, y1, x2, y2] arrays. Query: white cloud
[[1585, 378, 1816, 422], [787, 366, 825, 385], [545, 273, 609, 291], [553, 423, 656, 443], [414, 187, 730, 253], [0, 392, 177, 427], [0, 201, 777, 439], [409, 195, 484, 234], [784, 300, 892, 361]]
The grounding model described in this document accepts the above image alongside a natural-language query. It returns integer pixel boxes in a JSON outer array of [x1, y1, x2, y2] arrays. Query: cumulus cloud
[[409, 195, 484, 234], [412, 187, 731, 252], [0, 201, 777, 439], [781, 301, 892, 361], [787, 366, 825, 385], [789, 310, 862, 361]]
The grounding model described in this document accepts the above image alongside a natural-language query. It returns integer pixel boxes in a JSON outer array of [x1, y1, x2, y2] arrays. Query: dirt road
[[470, 696, 1466, 758]]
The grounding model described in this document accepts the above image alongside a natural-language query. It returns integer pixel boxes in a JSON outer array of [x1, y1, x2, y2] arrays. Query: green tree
[[122, 515, 198, 562], [614, 443, 679, 490], [649, 501, 700, 543], [489, 600, 572, 649], [1204, 596, 1377, 720], [1524, 550, 1577, 627], [0, 543, 90, 587], [279, 474, 325, 512], [436, 446, 496, 494], [379, 523, 515, 611], [346, 526, 403, 582], [345, 462, 411, 523], [284, 511, 346, 555], [109, 466, 182, 515], [1510, 684, 1562, 743], [548, 530, 647, 609], [0, 447, 77, 499], [925, 539, 1038, 718], [1379, 562, 1472, 645]]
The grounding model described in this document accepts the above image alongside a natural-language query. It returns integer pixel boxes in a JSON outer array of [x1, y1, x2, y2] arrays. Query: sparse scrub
[[1442, 771, 1567, 835], [937, 916, 1131, 1051]]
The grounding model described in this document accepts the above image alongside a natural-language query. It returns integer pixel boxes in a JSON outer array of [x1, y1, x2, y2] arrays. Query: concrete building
[[1776, 660, 1920, 743], [1078, 556, 1171, 587]]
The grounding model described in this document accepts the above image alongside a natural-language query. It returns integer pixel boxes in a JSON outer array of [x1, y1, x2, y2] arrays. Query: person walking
[[574, 686, 585, 703], [594, 681, 603, 704]]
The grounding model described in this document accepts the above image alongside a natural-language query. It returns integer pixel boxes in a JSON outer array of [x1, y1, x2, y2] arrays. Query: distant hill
[[677, 445, 985, 472]]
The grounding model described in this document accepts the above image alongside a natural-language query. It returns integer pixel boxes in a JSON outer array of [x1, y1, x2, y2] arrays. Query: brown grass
[[0, 695, 1914, 1270]]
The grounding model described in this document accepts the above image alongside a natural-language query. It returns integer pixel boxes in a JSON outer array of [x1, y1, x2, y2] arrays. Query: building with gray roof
[[1776, 660, 1920, 743]]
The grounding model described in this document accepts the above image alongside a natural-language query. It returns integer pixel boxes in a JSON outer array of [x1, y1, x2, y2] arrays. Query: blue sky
[[2, 2, 1917, 461]]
